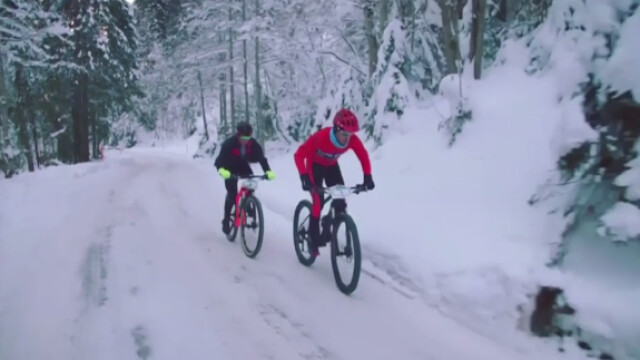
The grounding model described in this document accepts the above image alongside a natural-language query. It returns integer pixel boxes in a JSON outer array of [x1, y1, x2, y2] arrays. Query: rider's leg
[[308, 164, 327, 254], [237, 164, 256, 217], [319, 164, 345, 244], [325, 163, 346, 215], [222, 178, 238, 234]]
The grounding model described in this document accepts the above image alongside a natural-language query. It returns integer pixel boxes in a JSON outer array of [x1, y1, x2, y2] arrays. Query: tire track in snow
[[257, 192, 424, 300], [71, 157, 153, 360], [257, 303, 336, 360], [80, 240, 110, 307]]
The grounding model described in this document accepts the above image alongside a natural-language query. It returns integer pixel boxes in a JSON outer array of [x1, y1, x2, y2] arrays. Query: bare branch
[[317, 50, 366, 75]]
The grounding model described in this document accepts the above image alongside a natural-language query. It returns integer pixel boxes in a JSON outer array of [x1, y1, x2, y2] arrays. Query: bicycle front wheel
[[330, 213, 361, 295], [241, 195, 264, 258]]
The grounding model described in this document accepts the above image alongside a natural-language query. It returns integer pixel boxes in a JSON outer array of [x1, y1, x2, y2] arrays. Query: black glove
[[363, 174, 375, 190], [300, 174, 313, 191]]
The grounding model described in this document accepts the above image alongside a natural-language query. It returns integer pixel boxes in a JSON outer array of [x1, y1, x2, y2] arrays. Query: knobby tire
[[330, 214, 362, 295]]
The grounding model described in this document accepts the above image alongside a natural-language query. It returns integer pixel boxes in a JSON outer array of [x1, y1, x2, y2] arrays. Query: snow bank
[[260, 48, 638, 358], [260, 64, 568, 350], [599, 202, 640, 242]]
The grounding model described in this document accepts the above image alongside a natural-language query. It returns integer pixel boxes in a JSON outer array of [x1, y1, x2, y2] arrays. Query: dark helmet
[[236, 121, 253, 136]]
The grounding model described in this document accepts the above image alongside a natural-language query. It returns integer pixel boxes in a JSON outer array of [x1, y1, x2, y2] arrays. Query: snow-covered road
[[0, 152, 577, 360]]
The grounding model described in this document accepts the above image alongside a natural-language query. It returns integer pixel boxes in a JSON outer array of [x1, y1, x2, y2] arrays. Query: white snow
[[615, 139, 640, 201], [601, 8, 640, 98], [0, 150, 589, 360], [2, 1, 639, 359], [599, 202, 640, 242]]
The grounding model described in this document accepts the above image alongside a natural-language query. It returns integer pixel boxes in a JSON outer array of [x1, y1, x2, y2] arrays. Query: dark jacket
[[214, 135, 271, 176]]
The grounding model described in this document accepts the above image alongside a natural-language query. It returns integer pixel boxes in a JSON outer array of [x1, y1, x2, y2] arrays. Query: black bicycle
[[224, 174, 268, 258], [293, 184, 367, 295]]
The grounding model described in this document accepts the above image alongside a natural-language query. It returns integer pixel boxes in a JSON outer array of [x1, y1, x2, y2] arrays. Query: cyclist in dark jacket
[[215, 122, 275, 234]]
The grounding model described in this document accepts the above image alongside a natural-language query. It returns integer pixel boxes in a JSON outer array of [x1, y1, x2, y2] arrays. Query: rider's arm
[[214, 138, 232, 170], [253, 141, 272, 172], [348, 135, 372, 175], [293, 132, 317, 175]]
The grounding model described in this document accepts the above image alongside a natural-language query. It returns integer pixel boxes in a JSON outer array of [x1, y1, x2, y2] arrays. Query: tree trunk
[[197, 70, 209, 140], [501, 0, 521, 22], [363, 0, 378, 76], [411, 1, 416, 51], [254, 0, 263, 145], [53, 115, 74, 163], [219, 42, 228, 131], [220, 86, 227, 129], [438, 0, 462, 75], [228, 0, 236, 127], [457, 0, 468, 19], [0, 53, 8, 176], [29, 112, 41, 168], [397, 0, 418, 51], [0, 53, 7, 149], [15, 64, 35, 172], [23, 71, 39, 167], [72, 72, 90, 163], [470, 0, 487, 79], [397, 0, 415, 27], [242, 0, 250, 123], [379, 0, 390, 34], [91, 110, 98, 159]]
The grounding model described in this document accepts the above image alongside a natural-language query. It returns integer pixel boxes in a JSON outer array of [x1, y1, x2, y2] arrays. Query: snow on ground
[[0, 150, 591, 360]]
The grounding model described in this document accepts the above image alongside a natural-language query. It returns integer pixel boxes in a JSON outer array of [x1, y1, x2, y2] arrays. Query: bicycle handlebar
[[229, 174, 269, 180], [312, 184, 368, 196]]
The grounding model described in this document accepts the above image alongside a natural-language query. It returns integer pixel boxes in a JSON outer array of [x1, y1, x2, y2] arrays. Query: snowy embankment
[[1, 149, 588, 360], [259, 63, 638, 359], [262, 65, 566, 345]]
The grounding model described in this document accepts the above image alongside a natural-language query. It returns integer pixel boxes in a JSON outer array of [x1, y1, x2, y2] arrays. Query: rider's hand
[[300, 174, 312, 191], [266, 170, 276, 180], [363, 174, 375, 190], [218, 167, 231, 180]]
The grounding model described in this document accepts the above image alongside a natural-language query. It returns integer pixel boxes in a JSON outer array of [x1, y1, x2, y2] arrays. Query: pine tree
[[61, 0, 141, 162], [1, 0, 72, 174]]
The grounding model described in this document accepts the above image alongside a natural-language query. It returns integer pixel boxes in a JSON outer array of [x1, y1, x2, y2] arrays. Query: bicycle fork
[[234, 192, 246, 227]]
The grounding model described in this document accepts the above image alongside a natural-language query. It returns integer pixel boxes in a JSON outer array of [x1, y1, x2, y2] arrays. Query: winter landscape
[[1, 1, 639, 360]]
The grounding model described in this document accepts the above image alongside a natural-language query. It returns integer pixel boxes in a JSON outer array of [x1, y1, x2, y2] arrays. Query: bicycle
[[224, 174, 268, 258], [292, 184, 367, 295]]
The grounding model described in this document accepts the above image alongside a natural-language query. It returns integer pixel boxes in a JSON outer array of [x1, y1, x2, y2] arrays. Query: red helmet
[[333, 108, 359, 133]]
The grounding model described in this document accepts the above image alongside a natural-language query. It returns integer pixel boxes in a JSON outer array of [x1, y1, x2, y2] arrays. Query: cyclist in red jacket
[[294, 108, 375, 256]]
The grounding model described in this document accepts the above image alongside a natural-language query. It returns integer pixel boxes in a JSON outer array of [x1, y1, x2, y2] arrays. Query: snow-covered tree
[[537, 1, 640, 245], [61, 0, 142, 162], [365, 19, 414, 145], [0, 0, 72, 175]]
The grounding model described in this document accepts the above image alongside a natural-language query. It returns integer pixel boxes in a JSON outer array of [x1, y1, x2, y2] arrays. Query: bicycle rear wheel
[[241, 195, 264, 258], [293, 200, 316, 266], [330, 213, 361, 295]]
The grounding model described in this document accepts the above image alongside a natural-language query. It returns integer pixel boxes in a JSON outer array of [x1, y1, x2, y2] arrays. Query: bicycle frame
[[231, 174, 268, 227], [302, 184, 366, 224]]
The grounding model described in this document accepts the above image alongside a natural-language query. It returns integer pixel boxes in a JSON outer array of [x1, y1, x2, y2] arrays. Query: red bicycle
[[224, 174, 268, 258]]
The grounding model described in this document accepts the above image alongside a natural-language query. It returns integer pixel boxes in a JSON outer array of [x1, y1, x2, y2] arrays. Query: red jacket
[[294, 127, 372, 175]]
